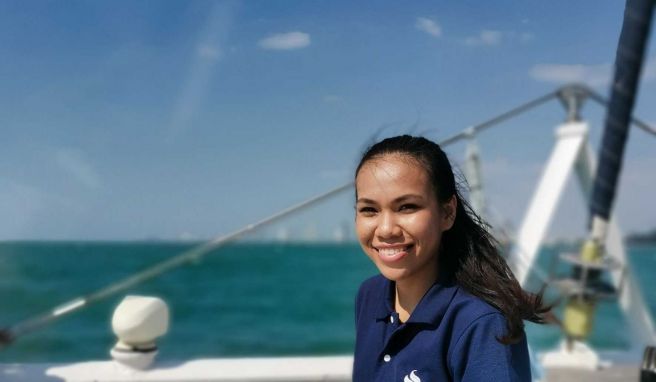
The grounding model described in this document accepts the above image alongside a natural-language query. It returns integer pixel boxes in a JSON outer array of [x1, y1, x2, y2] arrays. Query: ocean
[[0, 241, 654, 362]]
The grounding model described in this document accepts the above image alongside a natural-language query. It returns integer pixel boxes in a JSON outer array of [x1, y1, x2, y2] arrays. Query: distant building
[[333, 226, 345, 242], [276, 227, 290, 242], [303, 224, 318, 241]]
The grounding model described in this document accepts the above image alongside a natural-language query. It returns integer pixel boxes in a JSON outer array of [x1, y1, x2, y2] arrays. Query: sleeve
[[448, 313, 532, 382]]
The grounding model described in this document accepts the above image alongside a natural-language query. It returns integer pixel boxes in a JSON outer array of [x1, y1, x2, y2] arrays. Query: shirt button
[[390, 316, 394, 323], [383, 354, 391, 362]]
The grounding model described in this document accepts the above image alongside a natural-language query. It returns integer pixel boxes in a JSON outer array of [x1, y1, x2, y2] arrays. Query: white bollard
[[109, 295, 169, 370]]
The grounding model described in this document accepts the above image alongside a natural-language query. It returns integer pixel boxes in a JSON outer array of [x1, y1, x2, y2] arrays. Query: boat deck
[[545, 365, 639, 381], [0, 356, 645, 381]]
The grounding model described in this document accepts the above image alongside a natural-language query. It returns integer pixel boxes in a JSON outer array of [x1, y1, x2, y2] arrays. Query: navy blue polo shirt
[[353, 274, 531, 381]]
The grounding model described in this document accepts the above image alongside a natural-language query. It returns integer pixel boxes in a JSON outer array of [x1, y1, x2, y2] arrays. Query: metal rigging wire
[[436, 90, 561, 146], [0, 183, 352, 347], [583, 84, 656, 136], [1, 83, 654, 348]]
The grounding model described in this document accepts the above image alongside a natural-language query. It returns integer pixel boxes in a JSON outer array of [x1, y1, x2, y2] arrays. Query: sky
[[1, 0, 655, 241]]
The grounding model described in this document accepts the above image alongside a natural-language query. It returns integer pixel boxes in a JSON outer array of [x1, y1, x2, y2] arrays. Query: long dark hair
[[355, 135, 550, 344]]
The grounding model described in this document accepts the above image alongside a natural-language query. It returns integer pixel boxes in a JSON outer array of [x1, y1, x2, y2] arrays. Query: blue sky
[[1, 1, 654, 241]]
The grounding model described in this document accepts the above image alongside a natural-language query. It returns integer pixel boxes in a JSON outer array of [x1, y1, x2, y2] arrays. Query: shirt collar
[[375, 270, 459, 325]]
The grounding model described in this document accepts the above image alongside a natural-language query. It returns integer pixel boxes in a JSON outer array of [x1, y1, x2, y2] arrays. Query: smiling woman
[[355, 152, 454, 319], [352, 135, 550, 382]]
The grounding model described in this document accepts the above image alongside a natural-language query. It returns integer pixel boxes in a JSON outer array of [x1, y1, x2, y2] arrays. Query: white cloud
[[465, 29, 503, 46], [415, 17, 442, 38], [465, 29, 502, 46], [55, 148, 101, 189], [529, 63, 611, 86], [258, 31, 310, 51], [530, 57, 656, 87]]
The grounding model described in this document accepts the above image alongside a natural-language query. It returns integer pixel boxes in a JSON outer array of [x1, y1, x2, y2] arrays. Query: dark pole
[[590, 0, 654, 221], [560, 0, 654, 347]]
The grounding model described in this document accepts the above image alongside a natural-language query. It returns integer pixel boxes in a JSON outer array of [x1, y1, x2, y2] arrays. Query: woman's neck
[[394, 265, 439, 323]]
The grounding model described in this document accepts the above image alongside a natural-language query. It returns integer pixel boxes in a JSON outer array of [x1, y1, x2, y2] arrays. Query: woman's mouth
[[375, 244, 413, 263]]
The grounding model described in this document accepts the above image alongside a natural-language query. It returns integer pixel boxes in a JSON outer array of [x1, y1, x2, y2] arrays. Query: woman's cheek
[[355, 218, 373, 244], [356, 217, 373, 232]]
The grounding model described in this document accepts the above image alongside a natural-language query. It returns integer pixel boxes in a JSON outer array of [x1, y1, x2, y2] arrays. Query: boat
[[2, 80, 654, 381], [2, 1, 656, 381]]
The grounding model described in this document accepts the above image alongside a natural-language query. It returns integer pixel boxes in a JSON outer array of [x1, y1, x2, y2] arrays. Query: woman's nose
[[376, 212, 402, 238]]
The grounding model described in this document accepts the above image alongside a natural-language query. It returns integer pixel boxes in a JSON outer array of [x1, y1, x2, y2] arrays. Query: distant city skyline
[[1, 1, 654, 241]]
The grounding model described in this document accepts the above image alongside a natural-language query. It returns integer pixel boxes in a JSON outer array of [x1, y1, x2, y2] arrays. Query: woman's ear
[[441, 195, 457, 231]]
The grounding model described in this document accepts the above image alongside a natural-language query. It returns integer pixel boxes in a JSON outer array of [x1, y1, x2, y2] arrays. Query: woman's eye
[[399, 204, 418, 212], [358, 207, 377, 215]]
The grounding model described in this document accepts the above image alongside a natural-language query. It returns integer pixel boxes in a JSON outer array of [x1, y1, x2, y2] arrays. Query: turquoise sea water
[[0, 241, 654, 362]]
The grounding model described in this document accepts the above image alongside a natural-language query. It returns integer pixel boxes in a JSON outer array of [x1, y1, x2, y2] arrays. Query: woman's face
[[355, 154, 455, 284]]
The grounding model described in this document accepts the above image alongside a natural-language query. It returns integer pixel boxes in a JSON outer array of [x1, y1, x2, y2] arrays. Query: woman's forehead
[[355, 155, 432, 199], [358, 153, 424, 174]]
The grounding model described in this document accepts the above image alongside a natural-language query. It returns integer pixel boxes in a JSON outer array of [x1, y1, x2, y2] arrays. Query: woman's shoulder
[[450, 287, 501, 318], [445, 288, 531, 380], [445, 287, 509, 341], [355, 274, 388, 305], [358, 274, 387, 292], [354, 274, 390, 321]]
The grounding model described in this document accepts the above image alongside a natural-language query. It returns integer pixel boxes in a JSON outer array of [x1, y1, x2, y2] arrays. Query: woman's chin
[[376, 266, 409, 282]]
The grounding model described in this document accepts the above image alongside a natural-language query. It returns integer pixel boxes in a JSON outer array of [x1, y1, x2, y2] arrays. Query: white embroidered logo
[[403, 369, 421, 382]]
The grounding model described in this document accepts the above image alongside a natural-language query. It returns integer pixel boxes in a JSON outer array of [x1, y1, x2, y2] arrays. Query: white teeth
[[378, 247, 408, 257]]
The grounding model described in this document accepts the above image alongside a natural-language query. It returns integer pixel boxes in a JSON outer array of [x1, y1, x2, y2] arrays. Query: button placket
[[380, 321, 405, 364]]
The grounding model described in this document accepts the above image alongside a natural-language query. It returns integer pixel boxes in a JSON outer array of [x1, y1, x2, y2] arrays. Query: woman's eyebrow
[[393, 194, 423, 203], [356, 194, 423, 204]]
